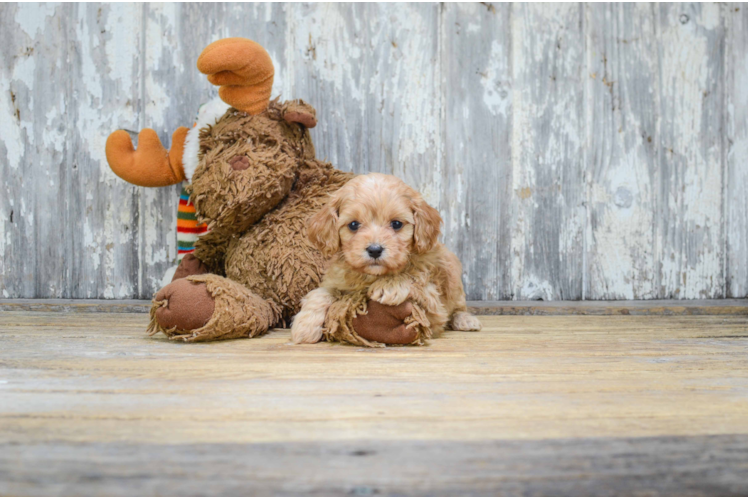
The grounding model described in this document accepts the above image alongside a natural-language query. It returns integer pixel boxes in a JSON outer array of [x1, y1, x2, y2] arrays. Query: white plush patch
[[182, 96, 230, 182]]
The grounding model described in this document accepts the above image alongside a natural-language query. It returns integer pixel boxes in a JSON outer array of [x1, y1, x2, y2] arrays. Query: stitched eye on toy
[[230, 155, 250, 171], [390, 220, 403, 231], [348, 221, 360, 232]]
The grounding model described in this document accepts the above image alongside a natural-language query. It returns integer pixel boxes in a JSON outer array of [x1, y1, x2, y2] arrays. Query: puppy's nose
[[366, 244, 384, 259]]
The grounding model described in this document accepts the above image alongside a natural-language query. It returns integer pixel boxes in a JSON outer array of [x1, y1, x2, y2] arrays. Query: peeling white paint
[[83, 222, 101, 271], [583, 4, 659, 300], [105, 7, 141, 85], [14, 3, 58, 39], [42, 105, 66, 152], [145, 74, 170, 126], [726, 6, 748, 298], [0, 204, 5, 292], [511, 3, 587, 299], [520, 276, 554, 301], [385, 5, 441, 207], [0, 3, 743, 300], [8, 54, 37, 169], [0, 74, 24, 170], [697, 3, 721, 31], [296, 5, 363, 99], [658, 2, 723, 298], [11, 55, 36, 106], [481, 40, 510, 117]]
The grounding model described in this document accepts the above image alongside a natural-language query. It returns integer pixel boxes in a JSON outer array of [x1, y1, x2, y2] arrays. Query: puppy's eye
[[348, 221, 360, 231], [390, 220, 403, 230]]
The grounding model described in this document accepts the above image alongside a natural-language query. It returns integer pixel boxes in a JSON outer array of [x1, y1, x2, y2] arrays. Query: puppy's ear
[[308, 190, 342, 257], [412, 196, 442, 254]]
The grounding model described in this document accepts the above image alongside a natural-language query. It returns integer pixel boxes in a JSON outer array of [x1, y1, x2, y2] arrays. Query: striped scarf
[[175, 100, 220, 262], [177, 186, 209, 261]]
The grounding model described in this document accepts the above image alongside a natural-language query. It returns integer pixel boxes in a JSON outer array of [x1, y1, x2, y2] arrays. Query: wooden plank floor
[[2, 310, 748, 495]]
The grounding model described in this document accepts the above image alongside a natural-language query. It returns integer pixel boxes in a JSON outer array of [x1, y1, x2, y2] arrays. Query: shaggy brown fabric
[[323, 291, 432, 348], [179, 102, 353, 338], [187, 107, 300, 236], [318, 250, 453, 348], [152, 278, 215, 331], [192, 230, 231, 276], [149, 274, 281, 342], [221, 160, 353, 324], [171, 254, 209, 281], [352, 300, 418, 345], [147, 98, 412, 343]]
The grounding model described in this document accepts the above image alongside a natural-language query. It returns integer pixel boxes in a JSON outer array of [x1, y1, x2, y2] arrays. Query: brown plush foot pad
[[154, 279, 215, 331], [352, 300, 418, 345], [172, 254, 209, 282]]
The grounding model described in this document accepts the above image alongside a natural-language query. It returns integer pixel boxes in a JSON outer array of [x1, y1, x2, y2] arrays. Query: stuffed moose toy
[[105, 38, 416, 345]]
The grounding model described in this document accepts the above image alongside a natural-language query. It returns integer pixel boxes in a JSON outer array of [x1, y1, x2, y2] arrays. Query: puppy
[[291, 173, 481, 345]]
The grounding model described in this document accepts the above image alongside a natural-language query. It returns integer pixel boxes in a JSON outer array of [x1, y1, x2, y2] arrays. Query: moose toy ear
[[283, 100, 317, 128]]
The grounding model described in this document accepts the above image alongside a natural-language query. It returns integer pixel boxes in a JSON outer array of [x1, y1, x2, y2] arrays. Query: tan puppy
[[291, 173, 481, 345]]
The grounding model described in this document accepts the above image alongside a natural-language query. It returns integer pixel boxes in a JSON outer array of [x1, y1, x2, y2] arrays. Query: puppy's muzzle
[[366, 244, 384, 259]]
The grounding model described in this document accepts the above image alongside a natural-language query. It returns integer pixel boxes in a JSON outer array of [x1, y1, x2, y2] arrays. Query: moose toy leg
[[149, 274, 281, 342]]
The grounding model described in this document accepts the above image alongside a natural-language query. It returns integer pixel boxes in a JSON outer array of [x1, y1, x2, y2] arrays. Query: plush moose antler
[[105, 128, 190, 187], [105, 38, 274, 187], [197, 37, 274, 115]]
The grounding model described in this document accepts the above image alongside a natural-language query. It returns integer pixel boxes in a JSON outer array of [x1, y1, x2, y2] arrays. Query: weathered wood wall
[[1, 3, 746, 300]]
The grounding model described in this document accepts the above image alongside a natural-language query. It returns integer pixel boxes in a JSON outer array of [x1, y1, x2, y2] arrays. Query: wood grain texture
[[510, 3, 586, 300], [1, 311, 747, 494], [1, 3, 76, 299], [442, 3, 512, 300], [2, 312, 748, 443], [726, 3, 748, 298], [586, 4, 659, 300], [0, 3, 745, 301], [290, 2, 441, 193], [3, 436, 748, 495], [0, 4, 171, 300], [466, 298, 748, 316], [657, 3, 725, 299]]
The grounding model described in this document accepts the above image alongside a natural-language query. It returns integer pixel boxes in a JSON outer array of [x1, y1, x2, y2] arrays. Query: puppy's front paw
[[291, 311, 325, 344], [450, 311, 482, 331], [368, 282, 411, 306]]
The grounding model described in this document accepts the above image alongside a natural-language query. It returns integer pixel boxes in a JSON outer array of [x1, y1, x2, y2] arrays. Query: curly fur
[[292, 173, 482, 347], [148, 99, 354, 341]]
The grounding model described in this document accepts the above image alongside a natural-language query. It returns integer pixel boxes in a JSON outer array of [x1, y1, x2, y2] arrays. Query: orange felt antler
[[197, 38, 274, 115], [105, 127, 189, 187]]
